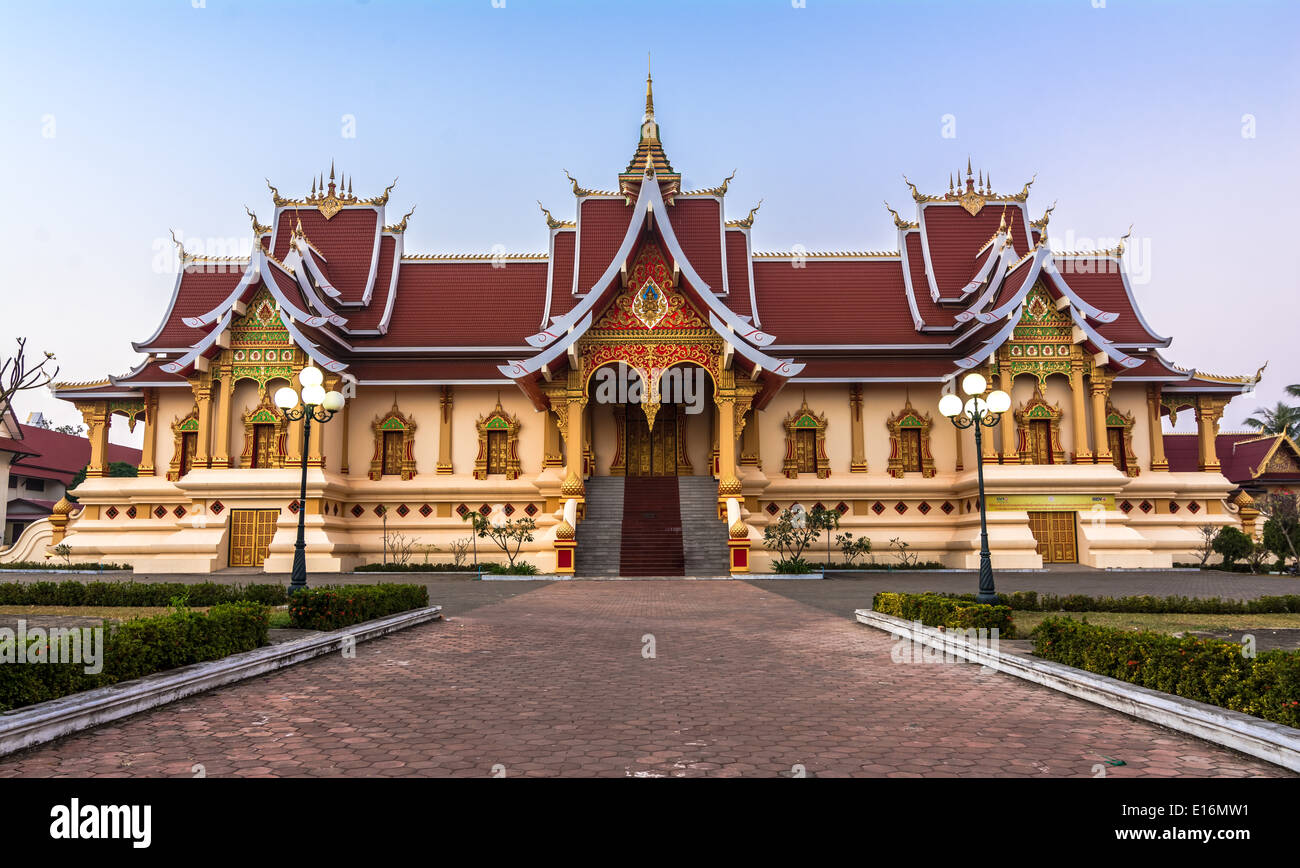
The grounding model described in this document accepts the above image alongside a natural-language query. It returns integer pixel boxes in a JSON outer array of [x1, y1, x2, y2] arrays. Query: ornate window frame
[[782, 399, 830, 479], [167, 406, 200, 481], [1014, 387, 1066, 465], [885, 400, 936, 478], [1105, 400, 1140, 477], [240, 395, 289, 469], [474, 401, 522, 480], [369, 402, 417, 480]]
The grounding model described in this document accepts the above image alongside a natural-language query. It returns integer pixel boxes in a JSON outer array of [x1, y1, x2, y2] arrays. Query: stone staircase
[[575, 477, 624, 576], [678, 477, 730, 576]]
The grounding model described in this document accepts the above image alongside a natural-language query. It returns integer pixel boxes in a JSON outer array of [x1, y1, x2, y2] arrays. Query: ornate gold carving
[[266, 166, 396, 218], [1103, 400, 1140, 477], [782, 399, 830, 479], [167, 406, 201, 481], [885, 400, 936, 478], [1014, 387, 1067, 466], [726, 200, 762, 229], [384, 205, 417, 233], [884, 201, 918, 230], [240, 394, 289, 469], [474, 400, 521, 480], [369, 402, 417, 481], [537, 201, 574, 230]]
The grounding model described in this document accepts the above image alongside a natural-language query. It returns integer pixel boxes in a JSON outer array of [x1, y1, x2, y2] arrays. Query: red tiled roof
[[576, 198, 633, 294], [723, 229, 752, 318], [1047, 262, 1166, 346], [671, 198, 724, 293], [548, 230, 578, 318], [1163, 433, 1289, 480], [273, 207, 380, 304], [348, 359, 513, 382], [370, 260, 548, 346], [138, 267, 247, 350], [10, 425, 142, 485], [919, 203, 1030, 300]]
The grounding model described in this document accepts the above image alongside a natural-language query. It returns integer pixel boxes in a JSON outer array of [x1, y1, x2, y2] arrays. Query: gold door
[[487, 429, 508, 475], [1030, 420, 1052, 465], [229, 509, 278, 568], [1107, 427, 1126, 471], [795, 428, 817, 474], [1027, 511, 1077, 563], [180, 431, 197, 477], [252, 424, 277, 468], [625, 404, 678, 476], [383, 430, 405, 476], [900, 428, 922, 473]]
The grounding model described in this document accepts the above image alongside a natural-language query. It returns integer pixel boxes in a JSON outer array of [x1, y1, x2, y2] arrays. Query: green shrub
[[0, 580, 287, 607], [872, 592, 1015, 638], [936, 590, 1300, 615], [1032, 617, 1300, 728], [0, 602, 269, 712], [288, 584, 428, 631], [355, 562, 480, 572], [1212, 526, 1253, 568], [0, 561, 131, 572], [484, 562, 539, 575]]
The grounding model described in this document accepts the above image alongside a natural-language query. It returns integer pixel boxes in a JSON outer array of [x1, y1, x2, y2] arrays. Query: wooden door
[[1027, 511, 1077, 563], [900, 428, 922, 473], [1029, 420, 1053, 465], [382, 430, 405, 476], [179, 431, 197, 477], [486, 429, 508, 475], [625, 404, 678, 476], [1107, 427, 1127, 472], [794, 428, 817, 474], [229, 509, 278, 567], [251, 424, 276, 468]]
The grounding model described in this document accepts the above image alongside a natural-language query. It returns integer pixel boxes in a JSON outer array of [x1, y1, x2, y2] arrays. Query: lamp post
[[939, 373, 1012, 604], [274, 367, 345, 595]]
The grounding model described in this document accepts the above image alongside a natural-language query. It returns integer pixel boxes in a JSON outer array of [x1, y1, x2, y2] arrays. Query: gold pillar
[[1197, 396, 1225, 472], [716, 370, 740, 517], [1069, 360, 1091, 463], [543, 405, 564, 468], [1090, 372, 1112, 464], [339, 401, 351, 475], [213, 369, 234, 468], [138, 391, 158, 476], [437, 385, 454, 474], [954, 424, 964, 472], [1147, 385, 1168, 471], [998, 362, 1016, 461], [849, 383, 868, 472], [190, 376, 214, 469], [76, 401, 110, 479]]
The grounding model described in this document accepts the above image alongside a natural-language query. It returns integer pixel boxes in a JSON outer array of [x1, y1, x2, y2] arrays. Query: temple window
[[1104, 401, 1139, 477], [474, 400, 522, 480], [782, 399, 830, 479], [167, 408, 201, 481], [240, 397, 288, 469], [1013, 387, 1065, 466], [251, 424, 276, 468], [886, 400, 936, 478], [369, 402, 417, 480]]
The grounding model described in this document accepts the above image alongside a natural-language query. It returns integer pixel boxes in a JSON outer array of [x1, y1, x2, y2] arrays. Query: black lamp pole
[[282, 401, 337, 595], [949, 406, 1003, 604]]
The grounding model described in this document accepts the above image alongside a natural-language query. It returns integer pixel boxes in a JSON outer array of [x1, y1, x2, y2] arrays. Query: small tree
[[835, 531, 872, 566], [466, 513, 536, 568], [51, 543, 73, 567], [1257, 492, 1300, 574], [810, 505, 840, 567], [1212, 526, 1253, 569], [888, 537, 919, 568], [447, 537, 472, 568], [762, 506, 820, 572], [416, 543, 441, 565], [0, 337, 58, 422], [1194, 524, 1218, 567]]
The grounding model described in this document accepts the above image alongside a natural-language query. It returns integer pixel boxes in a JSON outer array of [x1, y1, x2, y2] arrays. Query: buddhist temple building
[[46, 74, 1265, 574]]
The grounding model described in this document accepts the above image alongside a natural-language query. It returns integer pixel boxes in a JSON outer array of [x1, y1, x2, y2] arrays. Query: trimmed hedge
[[0, 580, 287, 607], [940, 590, 1300, 615], [0, 561, 131, 572], [872, 592, 1015, 638], [288, 584, 429, 631], [355, 563, 480, 572], [1033, 617, 1300, 729], [0, 602, 270, 712]]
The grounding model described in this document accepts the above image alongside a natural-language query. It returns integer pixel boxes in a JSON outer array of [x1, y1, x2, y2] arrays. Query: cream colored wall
[[1111, 383, 1151, 469], [154, 389, 195, 476]]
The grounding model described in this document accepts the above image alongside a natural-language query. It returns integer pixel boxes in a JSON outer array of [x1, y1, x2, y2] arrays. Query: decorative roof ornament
[[902, 164, 1038, 213], [884, 201, 918, 230], [265, 168, 397, 218], [536, 201, 573, 230], [683, 168, 737, 197], [726, 199, 763, 229], [563, 169, 602, 197], [169, 229, 192, 263], [384, 205, 417, 233], [1030, 200, 1057, 231], [244, 206, 270, 235]]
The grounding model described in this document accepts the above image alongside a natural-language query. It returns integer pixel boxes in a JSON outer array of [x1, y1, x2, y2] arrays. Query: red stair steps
[[619, 477, 684, 576]]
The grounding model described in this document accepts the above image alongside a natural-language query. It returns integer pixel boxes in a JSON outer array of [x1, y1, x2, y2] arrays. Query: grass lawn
[[1013, 610, 1300, 634]]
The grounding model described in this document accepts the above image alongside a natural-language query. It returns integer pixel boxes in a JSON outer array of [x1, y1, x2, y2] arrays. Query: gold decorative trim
[[474, 400, 521, 480], [885, 400, 936, 478], [725, 199, 762, 228], [384, 205, 416, 234], [782, 398, 830, 479], [369, 401, 417, 481], [266, 166, 396, 218]]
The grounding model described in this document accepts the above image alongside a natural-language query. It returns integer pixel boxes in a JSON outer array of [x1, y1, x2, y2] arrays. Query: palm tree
[[1286, 384, 1300, 401], [1244, 401, 1300, 441]]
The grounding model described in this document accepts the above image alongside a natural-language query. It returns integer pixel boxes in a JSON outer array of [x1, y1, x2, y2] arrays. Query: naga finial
[[902, 174, 923, 202]]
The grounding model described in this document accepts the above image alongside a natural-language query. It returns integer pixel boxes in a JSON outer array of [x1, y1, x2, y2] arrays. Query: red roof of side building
[[10, 425, 142, 485], [1162, 432, 1300, 482]]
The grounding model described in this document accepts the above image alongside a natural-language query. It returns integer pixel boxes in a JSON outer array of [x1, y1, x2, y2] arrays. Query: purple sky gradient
[[1, 0, 1296, 444]]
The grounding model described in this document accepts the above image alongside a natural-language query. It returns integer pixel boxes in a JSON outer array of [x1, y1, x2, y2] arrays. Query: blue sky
[[2, 0, 1297, 442]]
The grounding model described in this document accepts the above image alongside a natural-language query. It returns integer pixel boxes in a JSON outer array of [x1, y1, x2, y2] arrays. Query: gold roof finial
[[244, 205, 270, 235], [1030, 200, 1056, 231], [644, 53, 655, 121], [948, 173, 954, 194], [169, 229, 190, 262]]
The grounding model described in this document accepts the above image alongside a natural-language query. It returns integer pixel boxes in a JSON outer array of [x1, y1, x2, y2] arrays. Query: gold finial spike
[[998, 206, 1006, 232], [948, 173, 954, 193], [329, 160, 335, 181], [644, 54, 655, 121], [348, 177, 353, 196], [967, 156, 972, 176], [986, 173, 991, 193], [311, 177, 317, 195]]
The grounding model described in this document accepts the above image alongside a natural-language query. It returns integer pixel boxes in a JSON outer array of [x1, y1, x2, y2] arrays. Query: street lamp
[[939, 372, 1012, 604], [274, 366, 345, 595]]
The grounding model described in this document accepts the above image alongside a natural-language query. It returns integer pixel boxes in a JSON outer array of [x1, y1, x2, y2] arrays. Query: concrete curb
[[854, 608, 1300, 773], [0, 605, 443, 758]]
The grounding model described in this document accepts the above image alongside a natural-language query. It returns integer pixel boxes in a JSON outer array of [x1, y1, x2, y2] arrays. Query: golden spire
[[644, 53, 655, 122]]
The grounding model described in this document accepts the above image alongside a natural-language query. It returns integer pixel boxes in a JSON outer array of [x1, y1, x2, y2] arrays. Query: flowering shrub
[[287, 584, 428, 631], [1032, 617, 1300, 728]]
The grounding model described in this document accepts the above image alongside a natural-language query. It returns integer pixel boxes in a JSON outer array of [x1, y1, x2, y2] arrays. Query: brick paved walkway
[[0, 581, 1289, 778]]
